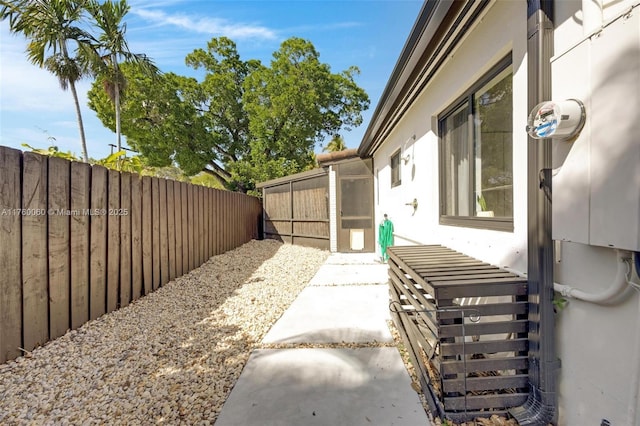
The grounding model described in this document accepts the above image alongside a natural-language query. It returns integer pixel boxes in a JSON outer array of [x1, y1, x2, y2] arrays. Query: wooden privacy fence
[[0, 146, 262, 364]]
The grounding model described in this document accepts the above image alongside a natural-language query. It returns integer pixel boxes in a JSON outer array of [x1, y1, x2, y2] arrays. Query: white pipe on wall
[[627, 253, 640, 425], [554, 250, 632, 304], [555, 249, 638, 423], [628, 288, 640, 425]]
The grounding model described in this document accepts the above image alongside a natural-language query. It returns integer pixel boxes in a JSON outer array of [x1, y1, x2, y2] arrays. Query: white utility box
[[551, 9, 640, 251]]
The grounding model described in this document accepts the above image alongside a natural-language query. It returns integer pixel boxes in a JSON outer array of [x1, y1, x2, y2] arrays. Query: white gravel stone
[[0, 240, 328, 425]]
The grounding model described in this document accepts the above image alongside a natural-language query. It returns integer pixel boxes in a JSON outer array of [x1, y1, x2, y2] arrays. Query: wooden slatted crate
[[387, 245, 530, 422]]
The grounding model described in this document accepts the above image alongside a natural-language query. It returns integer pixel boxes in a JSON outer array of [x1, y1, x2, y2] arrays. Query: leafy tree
[[87, 62, 218, 183], [323, 134, 347, 152], [189, 172, 224, 190], [1, 0, 95, 162], [85, 0, 157, 153], [177, 37, 260, 187], [88, 36, 369, 193], [241, 38, 368, 187]]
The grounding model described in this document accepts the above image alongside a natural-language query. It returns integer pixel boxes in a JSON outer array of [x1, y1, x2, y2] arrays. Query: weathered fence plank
[[106, 169, 120, 313], [206, 188, 212, 258], [167, 180, 176, 281], [131, 175, 143, 301], [22, 152, 49, 351], [224, 191, 231, 252], [70, 162, 90, 330], [89, 165, 108, 321], [194, 185, 199, 267], [212, 189, 220, 256], [119, 173, 132, 308], [235, 192, 239, 246], [204, 187, 210, 259], [219, 190, 225, 253], [193, 185, 199, 267], [188, 184, 195, 272], [181, 182, 189, 275], [151, 178, 160, 291], [142, 176, 152, 295], [233, 192, 239, 249], [0, 147, 23, 363], [48, 157, 70, 339], [198, 186, 204, 265], [174, 182, 183, 277], [159, 178, 169, 286]]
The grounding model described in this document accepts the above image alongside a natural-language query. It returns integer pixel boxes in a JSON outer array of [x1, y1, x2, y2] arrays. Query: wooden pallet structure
[[387, 245, 530, 422]]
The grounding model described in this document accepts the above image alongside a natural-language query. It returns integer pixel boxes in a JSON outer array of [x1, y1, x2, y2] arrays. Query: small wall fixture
[[402, 134, 416, 164], [405, 198, 418, 213], [526, 99, 586, 140]]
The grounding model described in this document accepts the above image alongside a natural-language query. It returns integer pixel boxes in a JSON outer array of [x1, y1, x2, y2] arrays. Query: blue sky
[[0, 0, 423, 161]]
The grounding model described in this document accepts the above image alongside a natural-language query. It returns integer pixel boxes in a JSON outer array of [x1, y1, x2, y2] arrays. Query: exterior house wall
[[374, 0, 529, 271], [551, 1, 640, 424], [372, 0, 640, 424]]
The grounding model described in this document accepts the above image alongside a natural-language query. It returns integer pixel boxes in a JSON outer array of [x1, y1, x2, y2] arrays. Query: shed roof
[[315, 148, 359, 166], [255, 167, 328, 189]]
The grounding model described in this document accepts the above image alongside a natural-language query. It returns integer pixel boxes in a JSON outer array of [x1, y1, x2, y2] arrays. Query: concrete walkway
[[215, 252, 430, 426]]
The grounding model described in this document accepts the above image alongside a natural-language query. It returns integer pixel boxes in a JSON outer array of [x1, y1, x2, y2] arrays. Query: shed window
[[390, 150, 401, 187], [439, 56, 513, 231]]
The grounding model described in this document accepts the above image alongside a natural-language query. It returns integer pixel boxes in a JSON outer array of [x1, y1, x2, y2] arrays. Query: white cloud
[[132, 8, 277, 40], [0, 29, 76, 113]]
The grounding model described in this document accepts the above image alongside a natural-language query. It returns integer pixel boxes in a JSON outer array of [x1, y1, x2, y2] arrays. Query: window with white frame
[[439, 55, 513, 231], [390, 150, 401, 187]]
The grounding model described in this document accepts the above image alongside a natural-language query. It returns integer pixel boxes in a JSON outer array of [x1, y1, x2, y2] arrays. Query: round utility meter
[[526, 99, 586, 140]]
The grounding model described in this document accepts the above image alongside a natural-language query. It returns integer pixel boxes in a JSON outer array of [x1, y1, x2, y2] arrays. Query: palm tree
[[86, 0, 157, 153], [1, 0, 94, 161], [323, 134, 347, 152]]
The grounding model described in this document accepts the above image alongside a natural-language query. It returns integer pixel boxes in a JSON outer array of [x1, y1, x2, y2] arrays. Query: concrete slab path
[[262, 284, 392, 344], [215, 252, 431, 426]]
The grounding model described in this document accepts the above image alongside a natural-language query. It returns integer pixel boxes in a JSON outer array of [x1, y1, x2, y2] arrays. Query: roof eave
[[356, 0, 459, 158]]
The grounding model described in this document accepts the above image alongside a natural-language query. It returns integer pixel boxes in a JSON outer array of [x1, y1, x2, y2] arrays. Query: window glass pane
[[442, 102, 470, 216], [439, 59, 513, 227], [340, 178, 371, 217], [391, 152, 401, 186], [473, 68, 513, 218]]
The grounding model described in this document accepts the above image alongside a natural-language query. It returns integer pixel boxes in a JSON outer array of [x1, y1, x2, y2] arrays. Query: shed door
[[336, 159, 374, 252]]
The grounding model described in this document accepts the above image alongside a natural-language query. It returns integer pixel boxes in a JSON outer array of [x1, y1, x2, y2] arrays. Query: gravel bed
[[0, 240, 329, 425]]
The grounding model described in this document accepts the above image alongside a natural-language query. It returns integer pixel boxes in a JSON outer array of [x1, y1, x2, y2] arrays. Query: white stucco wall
[[373, 0, 529, 272], [373, 0, 640, 424], [329, 167, 337, 252]]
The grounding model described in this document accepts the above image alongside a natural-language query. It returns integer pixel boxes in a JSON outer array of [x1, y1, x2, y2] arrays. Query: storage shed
[[257, 149, 375, 253]]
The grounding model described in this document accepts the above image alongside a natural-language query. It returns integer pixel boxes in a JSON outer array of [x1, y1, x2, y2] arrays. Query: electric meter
[[526, 99, 586, 140]]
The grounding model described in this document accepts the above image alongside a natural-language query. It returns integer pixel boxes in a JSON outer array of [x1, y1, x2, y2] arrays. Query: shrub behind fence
[[0, 146, 262, 363]]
